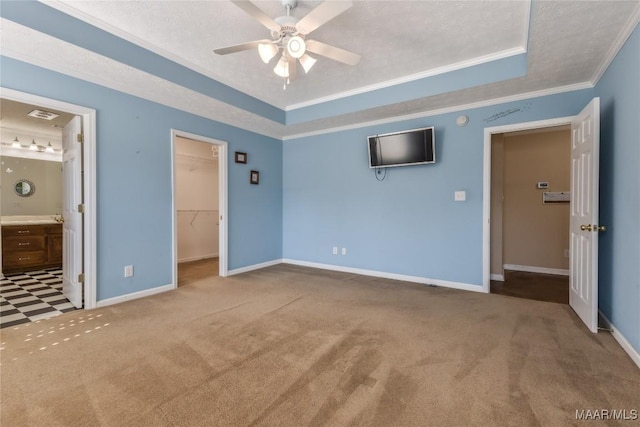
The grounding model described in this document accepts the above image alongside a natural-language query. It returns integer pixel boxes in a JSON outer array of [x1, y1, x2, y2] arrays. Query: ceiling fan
[[214, 0, 361, 87]]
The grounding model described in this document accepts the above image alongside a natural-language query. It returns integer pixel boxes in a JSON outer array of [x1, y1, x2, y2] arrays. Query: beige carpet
[[1, 264, 638, 426]]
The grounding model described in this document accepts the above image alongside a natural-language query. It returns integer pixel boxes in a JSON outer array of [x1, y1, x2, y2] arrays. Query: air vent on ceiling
[[28, 109, 60, 121]]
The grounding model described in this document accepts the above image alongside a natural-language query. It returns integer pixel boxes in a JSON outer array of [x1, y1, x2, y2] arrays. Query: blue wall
[[595, 24, 640, 353], [284, 90, 593, 286], [1, 56, 283, 301]]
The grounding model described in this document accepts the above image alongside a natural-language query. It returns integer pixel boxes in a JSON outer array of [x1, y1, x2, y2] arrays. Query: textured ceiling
[[1, 1, 639, 139], [51, 0, 529, 108]]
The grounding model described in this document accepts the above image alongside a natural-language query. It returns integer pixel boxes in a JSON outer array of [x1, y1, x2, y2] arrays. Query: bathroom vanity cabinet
[[2, 224, 63, 273]]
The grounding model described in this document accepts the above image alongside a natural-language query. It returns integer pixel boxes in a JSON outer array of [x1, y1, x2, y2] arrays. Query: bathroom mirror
[[15, 179, 36, 197]]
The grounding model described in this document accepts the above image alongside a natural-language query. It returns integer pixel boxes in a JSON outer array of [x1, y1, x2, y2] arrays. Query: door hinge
[[77, 133, 84, 143], [78, 273, 85, 284], [78, 204, 85, 213]]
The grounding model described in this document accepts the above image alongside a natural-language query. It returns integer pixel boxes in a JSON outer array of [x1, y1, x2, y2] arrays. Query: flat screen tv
[[368, 126, 435, 168]]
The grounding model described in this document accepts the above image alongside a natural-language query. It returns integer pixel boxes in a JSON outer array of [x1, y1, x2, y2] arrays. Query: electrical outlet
[[332, 246, 338, 255], [124, 265, 134, 278], [454, 191, 466, 201], [564, 249, 570, 258], [342, 248, 347, 255]]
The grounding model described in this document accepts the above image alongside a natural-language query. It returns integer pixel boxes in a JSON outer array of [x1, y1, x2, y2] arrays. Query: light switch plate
[[454, 191, 466, 201]]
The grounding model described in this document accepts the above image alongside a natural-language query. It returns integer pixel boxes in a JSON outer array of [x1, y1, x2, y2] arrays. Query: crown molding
[[40, 0, 282, 109], [591, 3, 640, 86], [285, 47, 527, 112], [282, 82, 593, 141]]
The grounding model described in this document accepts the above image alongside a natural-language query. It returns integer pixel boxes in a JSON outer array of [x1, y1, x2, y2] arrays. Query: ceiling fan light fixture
[[299, 54, 317, 73], [286, 36, 306, 59], [258, 42, 278, 64], [273, 55, 290, 78]]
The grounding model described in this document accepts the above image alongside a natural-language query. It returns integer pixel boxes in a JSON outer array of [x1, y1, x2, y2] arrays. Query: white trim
[[503, 264, 569, 277], [599, 310, 640, 369], [591, 4, 640, 85], [171, 129, 229, 290], [282, 259, 484, 293], [490, 274, 505, 282], [482, 116, 575, 293], [0, 87, 98, 310], [227, 259, 283, 276], [283, 83, 592, 141], [178, 254, 218, 264], [285, 47, 527, 111], [96, 284, 173, 308]]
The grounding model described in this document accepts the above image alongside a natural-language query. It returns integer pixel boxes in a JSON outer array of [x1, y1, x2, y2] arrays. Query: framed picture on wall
[[235, 152, 247, 164], [250, 170, 259, 185]]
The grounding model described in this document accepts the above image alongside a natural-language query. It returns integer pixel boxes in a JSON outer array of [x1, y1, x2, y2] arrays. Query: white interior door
[[569, 98, 600, 333], [62, 116, 83, 308]]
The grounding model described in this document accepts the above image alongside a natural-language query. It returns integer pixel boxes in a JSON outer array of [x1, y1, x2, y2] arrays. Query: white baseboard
[[503, 264, 569, 276], [96, 284, 173, 308], [227, 259, 283, 276], [491, 274, 505, 281], [282, 259, 484, 293], [599, 310, 640, 369], [178, 254, 218, 264]]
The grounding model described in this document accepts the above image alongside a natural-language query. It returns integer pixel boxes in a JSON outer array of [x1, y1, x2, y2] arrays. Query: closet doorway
[[171, 130, 228, 288], [489, 126, 571, 304]]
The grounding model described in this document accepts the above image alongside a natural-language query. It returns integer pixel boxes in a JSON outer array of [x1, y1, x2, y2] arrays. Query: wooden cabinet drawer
[[2, 225, 45, 237], [3, 250, 46, 267], [2, 224, 62, 272], [3, 236, 45, 251]]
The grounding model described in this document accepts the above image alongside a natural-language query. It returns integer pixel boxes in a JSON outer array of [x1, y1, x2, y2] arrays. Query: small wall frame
[[235, 151, 247, 164], [250, 170, 259, 185]]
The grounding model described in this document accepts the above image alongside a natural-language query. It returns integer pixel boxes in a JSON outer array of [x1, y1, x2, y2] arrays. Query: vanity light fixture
[[12, 137, 21, 148], [29, 139, 38, 151], [45, 142, 55, 153]]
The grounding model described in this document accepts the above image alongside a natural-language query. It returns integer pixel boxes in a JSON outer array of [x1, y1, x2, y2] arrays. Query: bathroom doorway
[[0, 90, 97, 327], [171, 130, 228, 288]]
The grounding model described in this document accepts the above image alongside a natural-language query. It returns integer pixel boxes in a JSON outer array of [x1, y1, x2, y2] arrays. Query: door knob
[[580, 224, 592, 231], [593, 225, 606, 232]]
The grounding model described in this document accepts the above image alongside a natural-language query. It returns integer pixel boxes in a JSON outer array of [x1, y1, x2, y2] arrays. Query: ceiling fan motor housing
[[273, 15, 300, 39]]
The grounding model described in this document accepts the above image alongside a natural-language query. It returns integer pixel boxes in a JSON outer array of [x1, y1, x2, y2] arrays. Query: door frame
[[482, 116, 574, 293], [170, 129, 228, 287], [1, 87, 98, 309]]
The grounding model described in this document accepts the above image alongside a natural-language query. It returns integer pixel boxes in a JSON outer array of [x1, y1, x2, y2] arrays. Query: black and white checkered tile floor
[[0, 268, 76, 329]]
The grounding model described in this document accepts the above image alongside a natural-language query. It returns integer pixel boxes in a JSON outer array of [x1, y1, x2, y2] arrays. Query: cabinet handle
[[18, 242, 30, 246], [18, 257, 31, 261], [17, 230, 30, 234]]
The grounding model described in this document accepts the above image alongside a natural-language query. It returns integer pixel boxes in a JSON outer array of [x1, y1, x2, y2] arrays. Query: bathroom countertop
[[1, 215, 60, 226]]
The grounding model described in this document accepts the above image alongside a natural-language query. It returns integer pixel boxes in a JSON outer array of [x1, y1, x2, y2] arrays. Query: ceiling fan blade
[[305, 40, 360, 66], [295, 0, 353, 35], [213, 39, 272, 55], [231, 1, 281, 32]]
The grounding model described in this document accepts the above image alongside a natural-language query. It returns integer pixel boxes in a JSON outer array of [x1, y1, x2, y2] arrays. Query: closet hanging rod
[[175, 153, 218, 162]]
